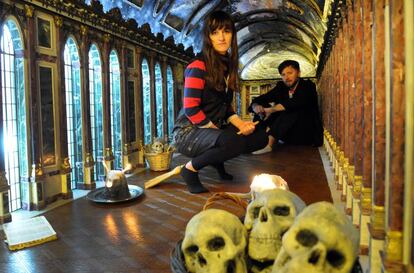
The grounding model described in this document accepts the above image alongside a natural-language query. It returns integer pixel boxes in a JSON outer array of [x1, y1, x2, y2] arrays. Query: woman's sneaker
[[252, 145, 272, 155]]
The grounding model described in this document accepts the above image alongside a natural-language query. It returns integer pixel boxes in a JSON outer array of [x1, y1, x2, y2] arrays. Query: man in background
[[249, 60, 323, 154]]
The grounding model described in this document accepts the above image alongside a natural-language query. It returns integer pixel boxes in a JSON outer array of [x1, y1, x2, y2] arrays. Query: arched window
[[166, 65, 174, 138], [88, 44, 104, 180], [155, 62, 163, 138], [1, 19, 27, 211], [109, 50, 122, 169], [64, 37, 83, 189], [142, 58, 151, 144]]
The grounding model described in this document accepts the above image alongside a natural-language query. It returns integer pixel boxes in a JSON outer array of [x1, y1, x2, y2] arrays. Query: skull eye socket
[[186, 245, 199, 254], [273, 205, 290, 216], [253, 206, 262, 219], [207, 236, 225, 251], [296, 229, 318, 247], [326, 249, 345, 268]]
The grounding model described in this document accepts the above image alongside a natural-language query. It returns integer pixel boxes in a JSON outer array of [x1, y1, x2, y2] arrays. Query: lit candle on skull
[[250, 173, 289, 199]]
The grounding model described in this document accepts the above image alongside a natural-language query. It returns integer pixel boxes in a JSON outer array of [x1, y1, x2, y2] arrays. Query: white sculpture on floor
[[102, 162, 131, 200], [272, 201, 360, 273]]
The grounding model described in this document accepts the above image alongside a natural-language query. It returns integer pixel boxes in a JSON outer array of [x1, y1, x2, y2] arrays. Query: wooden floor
[[1, 145, 332, 273]]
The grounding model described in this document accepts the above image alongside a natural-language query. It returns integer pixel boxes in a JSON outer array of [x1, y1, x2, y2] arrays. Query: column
[[369, 1, 386, 272], [102, 34, 114, 173], [24, 4, 46, 210], [119, 42, 129, 170], [55, 16, 73, 198], [135, 47, 145, 166], [403, 0, 414, 270], [161, 56, 168, 139], [342, 8, 351, 196], [360, 0, 373, 255], [351, 0, 364, 225], [346, 1, 357, 216], [80, 25, 95, 190], [382, 1, 405, 271]]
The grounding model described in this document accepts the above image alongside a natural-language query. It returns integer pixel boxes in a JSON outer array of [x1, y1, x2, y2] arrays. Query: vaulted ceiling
[[90, 0, 333, 79]]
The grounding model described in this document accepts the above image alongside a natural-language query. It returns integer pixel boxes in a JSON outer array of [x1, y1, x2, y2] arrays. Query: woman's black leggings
[[191, 125, 267, 170]]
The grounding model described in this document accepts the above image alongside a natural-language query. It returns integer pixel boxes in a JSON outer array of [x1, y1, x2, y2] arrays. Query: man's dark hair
[[278, 60, 300, 74]]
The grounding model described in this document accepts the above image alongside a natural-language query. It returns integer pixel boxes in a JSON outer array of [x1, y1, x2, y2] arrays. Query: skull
[[272, 201, 360, 273], [151, 140, 164, 153], [244, 189, 306, 271], [103, 170, 131, 200], [181, 209, 248, 273]]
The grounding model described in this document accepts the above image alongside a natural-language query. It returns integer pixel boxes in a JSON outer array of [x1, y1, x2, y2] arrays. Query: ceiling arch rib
[[179, 0, 218, 38], [153, 0, 174, 21], [240, 39, 317, 71], [231, 1, 328, 79], [236, 15, 322, 53], [237, 21, 319, 57], [239, 35, 317, 65]]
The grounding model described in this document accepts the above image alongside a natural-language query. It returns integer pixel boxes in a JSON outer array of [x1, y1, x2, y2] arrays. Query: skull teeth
[[250, 236, 279, 243]]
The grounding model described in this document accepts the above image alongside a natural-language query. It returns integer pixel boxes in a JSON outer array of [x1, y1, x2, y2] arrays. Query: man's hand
[[264, 103, 285, 117], [264, 107, 274, 117], [252, 103, 265, 114]]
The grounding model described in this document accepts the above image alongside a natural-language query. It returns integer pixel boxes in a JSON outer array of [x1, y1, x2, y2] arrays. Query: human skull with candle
[[244, 189, 306, 272]]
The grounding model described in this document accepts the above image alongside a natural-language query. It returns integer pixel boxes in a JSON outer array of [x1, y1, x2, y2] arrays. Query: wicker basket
[[144, 150, 174, 171]]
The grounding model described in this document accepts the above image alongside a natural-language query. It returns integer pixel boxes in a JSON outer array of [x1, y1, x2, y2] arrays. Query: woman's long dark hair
[[202, 10, 239, 92]]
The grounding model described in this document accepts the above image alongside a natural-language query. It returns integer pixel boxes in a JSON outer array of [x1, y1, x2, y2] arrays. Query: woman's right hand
[[209, 123, 219, 129], [237, 121, 256, 135]]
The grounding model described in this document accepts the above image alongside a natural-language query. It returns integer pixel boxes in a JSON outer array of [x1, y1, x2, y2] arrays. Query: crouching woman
[[172, 10, 267, 193]]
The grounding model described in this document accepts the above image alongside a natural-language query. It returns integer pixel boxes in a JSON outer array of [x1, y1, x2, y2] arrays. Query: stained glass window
[[88, 44, 104, 181], [166, 65, 174, 139], [64, 37, 83, 188], [110, 50, 122, 170], [142, 58, 151, 144], [1, 19, 27, 211], [155, 62, 163, 138]]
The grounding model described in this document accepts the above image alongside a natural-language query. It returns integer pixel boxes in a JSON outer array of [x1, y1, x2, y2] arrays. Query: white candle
[[250, 173, 289, 199]]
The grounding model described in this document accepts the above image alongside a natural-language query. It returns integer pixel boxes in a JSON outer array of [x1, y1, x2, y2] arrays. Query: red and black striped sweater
[[179, 56, 235, 128]]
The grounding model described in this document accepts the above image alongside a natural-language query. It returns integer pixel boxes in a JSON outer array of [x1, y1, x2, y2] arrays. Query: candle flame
[[250, 173, 289, 196]]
